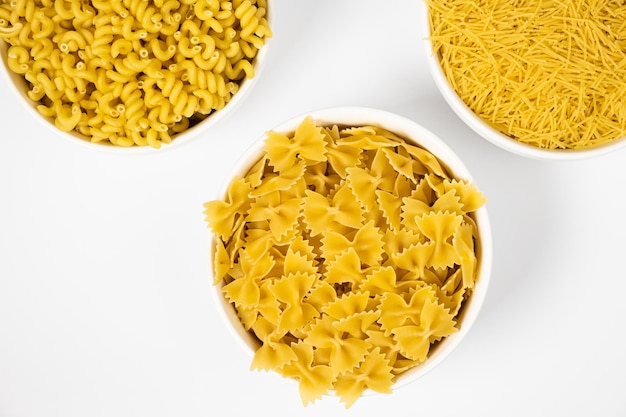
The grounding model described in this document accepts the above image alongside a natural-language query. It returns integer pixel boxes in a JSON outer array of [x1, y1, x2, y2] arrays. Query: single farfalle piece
[[264, 116, 328, 171], [222, 249, 275, 310], [212, 238, 231, 284], [324, 247, 367, 287], [321, 220, 384, 267], [333, 310, 381, 340], [381, 147, 419, 184], [383, 228, 427, 257], [203, 177, 252, 239], [302, 184, 364, 236], [378, 285, 438, 332], [323, 129, 363, 178], [391, 298, 458, 363], [358, 265, 398, 297], [329, 184, 366, 229], [415, 211, 464, 269], [453, 222, 478, 289], [346, 149, 397, 211], [237, 305, 261, 332], [224, 215, 247, 264], [277, 341, 335, 406], [443, 179, 487, 213], [338, 127, 398, 150], [364, 328, 399, 361], [303, 161, 341, 195], [390, 242, 435, 280], [242, 226, 288, 264], [250, 316, 297, 371], [400, 141, 448, 179], [246, 190, 303, 240], [376, 189, 405, 231], [255, 279, 282, 327], [288, 234, 318, 263], [305, 313, 371, 376], [424, 173, 446, 197], [305, 280, 337, 312], [322, 291, 372, 320], [393, 172, 415, 198], [333, 348, 394, 408], [399, 178, 435, 231], [269, 272, 320, 333], [432, 189, 466, 215], [244, 154, 269, 188], [402, 188, 463, 230], [249, 161, 306, 198], [283, 247, 318, 277], [436, 269, 466, 316]]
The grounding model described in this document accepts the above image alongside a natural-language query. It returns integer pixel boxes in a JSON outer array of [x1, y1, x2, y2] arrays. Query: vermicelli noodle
[[427, 0, 626, 150]]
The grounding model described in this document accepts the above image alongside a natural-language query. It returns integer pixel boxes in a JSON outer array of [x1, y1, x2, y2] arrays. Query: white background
[[1, 1, 625, 416]]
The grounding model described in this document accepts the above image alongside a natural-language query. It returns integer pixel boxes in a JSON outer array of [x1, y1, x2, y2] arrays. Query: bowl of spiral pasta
[[203, 107, 492, 408], [423, 0, 626, 160], [0, 0, 271, 151]]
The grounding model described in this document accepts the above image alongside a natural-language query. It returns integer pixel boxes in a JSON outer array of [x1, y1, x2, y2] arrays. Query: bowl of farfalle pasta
[[203, 106, 493, 408], [0, 0, 271, 151], [423, 0, 626, 160]]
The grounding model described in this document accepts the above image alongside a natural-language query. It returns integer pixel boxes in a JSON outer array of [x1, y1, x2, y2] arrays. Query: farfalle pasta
[[0, 0, 271, 148], [204, 116, 487, 408]]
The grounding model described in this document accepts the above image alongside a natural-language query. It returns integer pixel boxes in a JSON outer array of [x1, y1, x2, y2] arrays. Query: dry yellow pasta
[[427, 0, 626, 150], [204, 117, 486, 408], [0, 0, 271, 148]]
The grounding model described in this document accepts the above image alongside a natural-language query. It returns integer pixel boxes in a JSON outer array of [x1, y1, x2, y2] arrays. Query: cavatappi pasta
[[0, 0, 271, 148], [204, 117, 486, 408], [427, 0, 626, 150]]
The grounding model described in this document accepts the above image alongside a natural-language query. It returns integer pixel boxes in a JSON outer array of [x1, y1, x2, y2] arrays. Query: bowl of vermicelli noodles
[[0, 0, 272, 152], [423, 0, 626, 160]]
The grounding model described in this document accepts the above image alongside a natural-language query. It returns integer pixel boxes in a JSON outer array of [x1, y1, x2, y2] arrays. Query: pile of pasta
[[204, 117, 486, 407], [427, 0, 626, 150], [0, 0, 271, 148]]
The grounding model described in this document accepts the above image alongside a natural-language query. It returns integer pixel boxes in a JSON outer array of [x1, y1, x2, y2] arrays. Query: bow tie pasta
[[0, 0, 271, 148], [204, 116, 487, 408]]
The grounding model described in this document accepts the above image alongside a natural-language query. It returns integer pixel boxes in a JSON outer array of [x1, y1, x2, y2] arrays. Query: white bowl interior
[[420, 1, 626, 160], [0, 3, 272, 154], [209, 106, 493, 394]]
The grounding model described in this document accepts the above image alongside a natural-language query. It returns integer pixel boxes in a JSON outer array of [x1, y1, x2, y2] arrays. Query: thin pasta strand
[[427, 0, 626, 150]]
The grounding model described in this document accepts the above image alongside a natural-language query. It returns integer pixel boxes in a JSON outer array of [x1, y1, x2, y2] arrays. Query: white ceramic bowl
[[421, 3, 626, 160], [0, 2, 272, 154], [209, 106, 493, 398]]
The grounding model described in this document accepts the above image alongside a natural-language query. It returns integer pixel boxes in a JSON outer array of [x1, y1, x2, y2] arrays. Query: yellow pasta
[[0, 0, 271, 148], [54, 102, 82, 132], [204, 117, 487, 408], [427, 0, 626, 150]]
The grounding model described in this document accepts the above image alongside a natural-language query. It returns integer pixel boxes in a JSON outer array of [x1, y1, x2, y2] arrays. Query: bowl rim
[[208, 105, 493, 395], [420, 1, 626, 161], [0, 1, 273, 154]]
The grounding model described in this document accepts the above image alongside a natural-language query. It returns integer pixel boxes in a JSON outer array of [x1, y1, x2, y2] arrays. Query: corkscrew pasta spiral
[[0, 0, 271, 148]]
